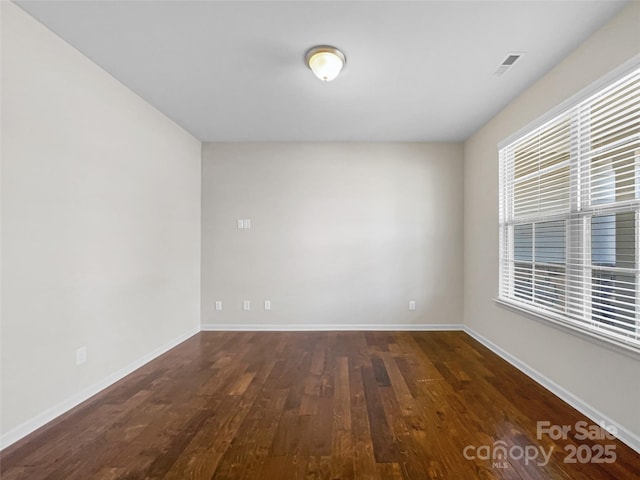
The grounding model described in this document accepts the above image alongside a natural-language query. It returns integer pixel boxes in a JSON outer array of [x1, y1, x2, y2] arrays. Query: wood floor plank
[[160, 395, 240, 480], [349, 359, 382, 480], [2, 331, 639, 479], [238, 389, 289, 480], [371, 356, 392, 388], [378, 386, 429, 479], [308, 397, 333, 456], [376, 462, 403, 480], [378, 351, 417, 417], [360, 365, 398, 463]]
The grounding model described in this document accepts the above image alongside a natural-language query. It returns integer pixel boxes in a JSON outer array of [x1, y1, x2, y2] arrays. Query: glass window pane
[[591, 212, 636, 269], [534, 266, 566, 311], [535, 221, 565, 264], [592, 271, 636, 332], [514, 224, 533, 261], [514, 176, 538, 218], [514, 119, 570, 179], [514, 263, 532, 301], [592, 214, 615, 266], [590, 76, 640, 151], [514, 166, 570, 218], [616, 212, 636, 269], [591, 144, 637, 205], [539, 166, 571, 215]]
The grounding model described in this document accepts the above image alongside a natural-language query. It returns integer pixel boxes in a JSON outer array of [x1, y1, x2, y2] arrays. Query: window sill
[[493, 297, 640, 359]]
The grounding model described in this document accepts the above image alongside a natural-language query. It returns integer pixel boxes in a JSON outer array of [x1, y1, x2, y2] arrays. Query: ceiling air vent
[[494, 53, 523, 76]]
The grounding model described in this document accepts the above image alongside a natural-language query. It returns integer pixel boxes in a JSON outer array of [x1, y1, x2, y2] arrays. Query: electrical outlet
[[264, 300, 271, 311], [243, 300, 251, 311], [215, 301, 223, 311], [76, 346, 87, 365], [409, 300, 416, 311], [237, 219, 244, 229], [244, 219, 251, 229]]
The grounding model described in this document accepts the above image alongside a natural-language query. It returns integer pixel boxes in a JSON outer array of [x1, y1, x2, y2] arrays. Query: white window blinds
[[499, 66, 640, 352]]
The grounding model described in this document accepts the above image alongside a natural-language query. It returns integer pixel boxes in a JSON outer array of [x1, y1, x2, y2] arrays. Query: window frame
[[497, 58, 640, 355]]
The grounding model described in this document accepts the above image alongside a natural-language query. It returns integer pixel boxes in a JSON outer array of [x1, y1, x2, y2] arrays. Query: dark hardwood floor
[[1, 331, 638, 479]]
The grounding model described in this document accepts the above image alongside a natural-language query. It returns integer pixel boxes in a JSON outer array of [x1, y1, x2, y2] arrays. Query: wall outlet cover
[[76, 346, 87, 365]]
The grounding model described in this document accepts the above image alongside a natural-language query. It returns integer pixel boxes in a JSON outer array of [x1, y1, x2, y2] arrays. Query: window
[[499, 65, 640, 352]]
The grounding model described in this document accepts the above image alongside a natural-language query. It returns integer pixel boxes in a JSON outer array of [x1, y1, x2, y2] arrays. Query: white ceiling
[[16, 0, 628, 142]]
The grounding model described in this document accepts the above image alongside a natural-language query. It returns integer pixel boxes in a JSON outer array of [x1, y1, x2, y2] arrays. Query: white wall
[[202, 143, 463, 329], [1, 2, 201, 446], [464, 1, 640, 446]]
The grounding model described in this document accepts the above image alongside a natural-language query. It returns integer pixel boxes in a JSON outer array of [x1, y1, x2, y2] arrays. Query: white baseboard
[[200, 323, 465, 332], [463, 326, 640, 454], [0, 326, 200, 450]]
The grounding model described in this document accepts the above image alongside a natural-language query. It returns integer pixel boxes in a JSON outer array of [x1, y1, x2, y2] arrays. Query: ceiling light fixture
[[305, 45, 346, 82]]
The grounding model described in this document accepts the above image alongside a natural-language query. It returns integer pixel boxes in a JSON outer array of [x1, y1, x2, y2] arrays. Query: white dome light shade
[[305, 46, 346, 82]]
